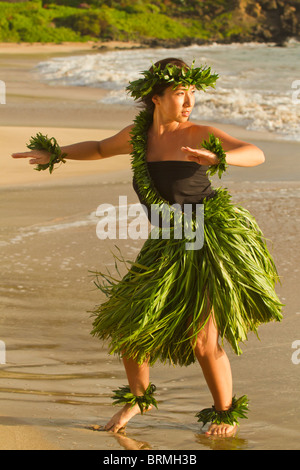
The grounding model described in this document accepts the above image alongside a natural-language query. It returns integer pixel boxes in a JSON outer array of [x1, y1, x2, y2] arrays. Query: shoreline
[[0, 41, 144, 55], [0, 35, 299, 54]]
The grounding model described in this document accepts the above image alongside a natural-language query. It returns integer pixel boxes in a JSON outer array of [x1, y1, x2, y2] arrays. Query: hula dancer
[[12, 58, 283, 436]]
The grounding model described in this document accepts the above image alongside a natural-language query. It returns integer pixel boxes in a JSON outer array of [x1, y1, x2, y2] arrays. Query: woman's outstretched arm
[[11, 124, 134, 166]]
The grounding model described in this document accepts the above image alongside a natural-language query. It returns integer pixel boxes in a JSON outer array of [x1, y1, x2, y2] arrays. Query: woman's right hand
[[11, 149, 51, 166]]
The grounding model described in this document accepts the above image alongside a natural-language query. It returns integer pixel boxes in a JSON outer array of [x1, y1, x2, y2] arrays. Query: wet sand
[[0, 43, 300, 450]]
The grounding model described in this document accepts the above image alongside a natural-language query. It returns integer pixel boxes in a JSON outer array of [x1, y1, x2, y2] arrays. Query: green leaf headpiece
[[126, 61, 219, 100]]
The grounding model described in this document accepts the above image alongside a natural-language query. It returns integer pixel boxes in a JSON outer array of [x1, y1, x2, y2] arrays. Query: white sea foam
[[35, 43, 300, 141], [6, 211, 99, 246], [5, 204, 144, 244]]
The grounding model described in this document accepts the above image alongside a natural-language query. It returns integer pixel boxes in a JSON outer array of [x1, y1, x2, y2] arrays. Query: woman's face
[[153, 84, 196, 123]]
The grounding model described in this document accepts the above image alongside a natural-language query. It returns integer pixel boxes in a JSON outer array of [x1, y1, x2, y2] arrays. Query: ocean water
[[35, 41, 300, 141]]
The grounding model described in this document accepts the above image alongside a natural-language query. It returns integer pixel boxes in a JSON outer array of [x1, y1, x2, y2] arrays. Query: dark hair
[[140, 57, 190, 115]]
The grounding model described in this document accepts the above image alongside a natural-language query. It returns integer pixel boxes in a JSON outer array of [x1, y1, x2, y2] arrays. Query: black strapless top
[[132, 160, 217, 222], [147, 161, 216, 205]]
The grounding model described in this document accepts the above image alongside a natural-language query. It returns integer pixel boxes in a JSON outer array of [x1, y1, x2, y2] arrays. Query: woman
[[12, 58, 283, 437]]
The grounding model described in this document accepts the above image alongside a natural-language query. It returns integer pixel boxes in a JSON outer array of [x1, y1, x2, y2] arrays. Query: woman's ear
[[151, 94, 160, 106]]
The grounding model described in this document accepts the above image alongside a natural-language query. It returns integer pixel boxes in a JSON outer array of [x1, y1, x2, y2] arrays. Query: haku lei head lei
[[126, 59, 219, 100]]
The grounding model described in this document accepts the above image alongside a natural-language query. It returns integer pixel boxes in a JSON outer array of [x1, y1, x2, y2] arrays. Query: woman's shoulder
[[184, 122, 219, 145], [187, 122, 218, 137], [187, 121, 252, 151]]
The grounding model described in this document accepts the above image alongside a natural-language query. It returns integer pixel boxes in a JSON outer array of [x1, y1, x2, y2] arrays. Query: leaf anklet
[[196, 395, 249, 427], [111, 383, 158, 414]]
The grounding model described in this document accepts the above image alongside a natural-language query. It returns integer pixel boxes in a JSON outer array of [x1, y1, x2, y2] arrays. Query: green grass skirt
[[90, 187, 283, 366]]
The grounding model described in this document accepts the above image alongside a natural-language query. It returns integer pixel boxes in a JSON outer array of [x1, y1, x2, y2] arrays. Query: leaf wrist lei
[[202, 133, 228, 179], [111, 383, 158, 414], [27, 132, 67, 174], [195, 395, 249, 427]]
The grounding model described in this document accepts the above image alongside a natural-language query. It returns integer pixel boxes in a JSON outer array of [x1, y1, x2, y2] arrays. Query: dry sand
[[0, 43, 299, 451]]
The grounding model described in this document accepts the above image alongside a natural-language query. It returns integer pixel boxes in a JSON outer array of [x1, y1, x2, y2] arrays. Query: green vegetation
[[0, 1, 83, 42], [0, 0, 299, 44]]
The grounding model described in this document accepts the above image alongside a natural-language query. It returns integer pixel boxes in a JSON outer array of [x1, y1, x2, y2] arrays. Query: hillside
[[0, 0, 299, 45]]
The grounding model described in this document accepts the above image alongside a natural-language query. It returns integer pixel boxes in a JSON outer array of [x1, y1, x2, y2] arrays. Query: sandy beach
[[0, 42, 299, 451]]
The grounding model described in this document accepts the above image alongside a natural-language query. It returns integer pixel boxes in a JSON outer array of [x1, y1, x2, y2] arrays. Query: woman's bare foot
[[104, 403, 152, 433], [205, 422, 237, 437]]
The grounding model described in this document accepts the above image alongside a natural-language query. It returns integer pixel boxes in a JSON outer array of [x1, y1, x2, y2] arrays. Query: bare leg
[[104, 357, 151, 432], [194, 315, 236, 436]]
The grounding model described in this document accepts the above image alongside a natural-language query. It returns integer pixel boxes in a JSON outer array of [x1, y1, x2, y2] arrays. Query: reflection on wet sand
[[195, 432, 248, 450], [88, 425, 152, 450], [87, 424, 248, 451]]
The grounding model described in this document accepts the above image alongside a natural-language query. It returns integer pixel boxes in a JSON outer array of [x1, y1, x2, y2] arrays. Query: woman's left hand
[[181, 146, 220, 166]]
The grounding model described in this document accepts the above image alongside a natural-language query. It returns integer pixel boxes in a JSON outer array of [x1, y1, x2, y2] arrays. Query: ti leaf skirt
[[90, 187, 283, 366]]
